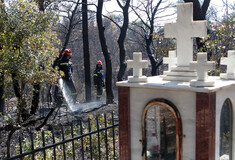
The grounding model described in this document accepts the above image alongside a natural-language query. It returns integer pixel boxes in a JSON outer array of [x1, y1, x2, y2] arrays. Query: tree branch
[[131, 6, 151, 30], [103, 15, 121, 28]]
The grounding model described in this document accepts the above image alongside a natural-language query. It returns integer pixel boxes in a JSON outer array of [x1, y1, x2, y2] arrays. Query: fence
[[5, 112, 119, 160]]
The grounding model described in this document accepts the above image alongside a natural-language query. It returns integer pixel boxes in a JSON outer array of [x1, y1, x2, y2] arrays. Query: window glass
[[220, 99, 233, 160], [145, 104, 176, 160]]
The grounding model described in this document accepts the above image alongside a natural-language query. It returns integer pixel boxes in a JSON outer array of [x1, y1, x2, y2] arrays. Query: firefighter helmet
[[62, 48, 72, 56], [97, 60, 102, 65]]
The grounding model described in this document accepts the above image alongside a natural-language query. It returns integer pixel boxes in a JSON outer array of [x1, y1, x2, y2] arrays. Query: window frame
[[141, 99, 182, 160]]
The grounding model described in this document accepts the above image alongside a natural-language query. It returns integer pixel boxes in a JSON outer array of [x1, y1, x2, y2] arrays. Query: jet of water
[[58, 79, 105, 113], [58, 78, 77, 111]]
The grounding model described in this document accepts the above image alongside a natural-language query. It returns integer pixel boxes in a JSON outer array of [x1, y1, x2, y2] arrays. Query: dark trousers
[[96, 85, 103, 100]]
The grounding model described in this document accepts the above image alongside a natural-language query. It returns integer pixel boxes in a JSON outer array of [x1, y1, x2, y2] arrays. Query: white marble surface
[[117, 76, 235, 93], [163, 50, 177, 71], [221, 50, 235, 80], [164, 70, 196, 76]]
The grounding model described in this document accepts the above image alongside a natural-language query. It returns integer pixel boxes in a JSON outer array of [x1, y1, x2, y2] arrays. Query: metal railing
[[6, 112, 119, 160]]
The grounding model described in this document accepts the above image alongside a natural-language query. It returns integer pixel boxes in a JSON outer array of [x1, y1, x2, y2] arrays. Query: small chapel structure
[[116, 3, 235, 160]]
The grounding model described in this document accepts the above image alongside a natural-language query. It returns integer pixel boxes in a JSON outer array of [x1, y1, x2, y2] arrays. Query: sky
[[102, 0, 234, 24]]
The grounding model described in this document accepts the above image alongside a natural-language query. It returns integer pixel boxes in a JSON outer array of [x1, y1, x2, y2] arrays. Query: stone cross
[[220, 50, 235, 79], [127, 52, 149, 82], [164, 3, 207, 67], [189, 53, 215, 87], [190, 53, 215, 81], [163, 50, 177, 71]]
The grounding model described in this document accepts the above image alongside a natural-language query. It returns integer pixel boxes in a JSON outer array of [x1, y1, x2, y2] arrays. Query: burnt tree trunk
[[146, 37, 157, 76], [12, 73, 21, 100], [0, 72, 5, 115], [97, 0, 114, 104], [12, 73, 26, 122], [117, 0, 130, 81], [82, 0, 91, 102], [184, 0, 210, 20], [30, 84, 41, 115], [37, 0, 45, 12]]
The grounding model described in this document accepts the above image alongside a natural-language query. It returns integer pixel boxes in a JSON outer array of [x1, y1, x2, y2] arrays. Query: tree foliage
[[0, 0, 60, 122], [204, 13, 235, 67]]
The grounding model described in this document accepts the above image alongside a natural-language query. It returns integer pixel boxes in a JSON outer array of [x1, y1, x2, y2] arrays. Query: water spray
[[58, 78, 77, 111], [58, 79, 105, 113]]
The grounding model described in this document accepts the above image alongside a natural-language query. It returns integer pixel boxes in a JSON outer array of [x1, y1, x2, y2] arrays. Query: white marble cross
[[190, 53, 215, 87], [190, 53, 215, 81], [164, 3, 207, 67], [163, 50, 177, 71], [220, 50, 235, 79], [127, 52, 149, 82]]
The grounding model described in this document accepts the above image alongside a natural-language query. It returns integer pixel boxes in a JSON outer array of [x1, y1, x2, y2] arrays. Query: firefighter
[[93, 60, 104, 100], [55, 49, 77, 104]]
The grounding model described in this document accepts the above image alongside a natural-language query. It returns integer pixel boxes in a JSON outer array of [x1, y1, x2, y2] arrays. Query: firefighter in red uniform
[[93, 60, 104, 100]]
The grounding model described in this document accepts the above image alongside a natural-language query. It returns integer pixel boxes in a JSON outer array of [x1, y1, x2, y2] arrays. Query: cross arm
[[191, 21, 207, 37], [164, 23, 177, 38]]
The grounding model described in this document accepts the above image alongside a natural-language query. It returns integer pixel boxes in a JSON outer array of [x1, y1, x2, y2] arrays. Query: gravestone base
[[190, 79, 215, 87], [163, 66, 197, 82], [128, 76, 148, 83], [220, 73, 235, 80]]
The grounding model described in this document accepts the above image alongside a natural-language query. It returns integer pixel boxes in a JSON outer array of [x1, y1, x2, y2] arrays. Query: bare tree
[[97, 0, 114, 104], [58, 0, 82, 56], [131, 0, 175, 75]]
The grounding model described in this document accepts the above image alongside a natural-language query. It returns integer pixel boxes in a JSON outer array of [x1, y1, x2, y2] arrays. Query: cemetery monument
[[117, 2, 235, 160]]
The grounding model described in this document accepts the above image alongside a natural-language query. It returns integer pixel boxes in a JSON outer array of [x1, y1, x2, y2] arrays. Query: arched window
[[142, 99, 182, 160], [220, 98, 233, 160]]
